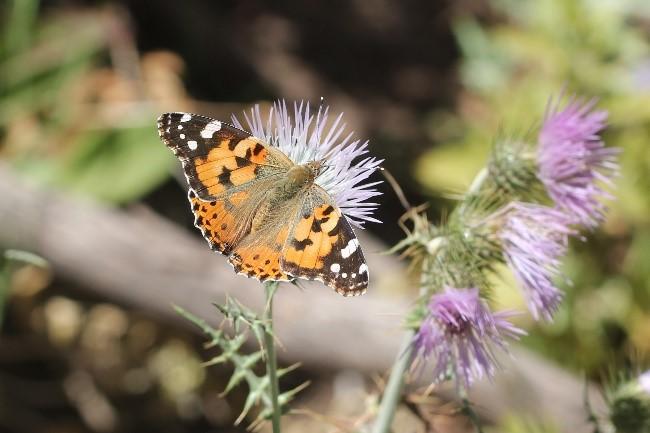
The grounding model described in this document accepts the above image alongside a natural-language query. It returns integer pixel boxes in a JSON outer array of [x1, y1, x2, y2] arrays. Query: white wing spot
[[359, 264, 368, 274], [342, 273, 348, 278], [200, 120, 222, 138], [180, 113, 192, 122], [180, 133, 185, 139], [330, 263, 341, 273], [187, 140, 198, 150], [341, 238, 359, 259], [177, 125, 183, 130], [351, 273, 356, 278]]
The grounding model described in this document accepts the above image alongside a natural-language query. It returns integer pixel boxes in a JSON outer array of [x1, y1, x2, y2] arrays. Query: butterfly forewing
[[157, 112, 291, 200]]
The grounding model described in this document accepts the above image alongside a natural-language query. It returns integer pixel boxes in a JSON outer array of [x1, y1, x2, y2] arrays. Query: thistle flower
[[413, 287, 524, 389], [498, 203, 576, 320], [232, 101, 383, 227], [537, 96, 619, 228]]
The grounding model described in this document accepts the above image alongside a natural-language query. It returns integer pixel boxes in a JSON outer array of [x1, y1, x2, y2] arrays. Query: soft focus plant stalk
[[370, 329, 416, 433], [371, 255, 434, 433], [263, 282, 282, 433]]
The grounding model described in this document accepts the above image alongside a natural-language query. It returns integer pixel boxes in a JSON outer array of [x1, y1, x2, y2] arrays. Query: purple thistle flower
[[232, 100, 383, 227], [498, 202, 576, 321], [413, 287, 524, 389], [538, 96, 619, 228]]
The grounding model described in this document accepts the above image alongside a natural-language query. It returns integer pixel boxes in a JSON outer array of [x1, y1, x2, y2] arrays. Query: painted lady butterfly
[[157, 112, 368, 296]]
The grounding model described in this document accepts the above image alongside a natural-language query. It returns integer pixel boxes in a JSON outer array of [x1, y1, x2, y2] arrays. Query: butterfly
[[157, 112, 369, 296]]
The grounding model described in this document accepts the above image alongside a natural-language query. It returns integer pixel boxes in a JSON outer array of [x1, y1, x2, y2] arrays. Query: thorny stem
[[371, 330, 416, 433], [461, 398, 484, 433], [263, 281, 282, 433], [372, 258, 434, 433]]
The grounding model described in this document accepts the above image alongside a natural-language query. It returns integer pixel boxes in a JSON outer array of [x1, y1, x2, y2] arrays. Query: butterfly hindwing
[[282, 187, 368, 296], [228, 225, 292, 282], [188, 188, 249, 255]]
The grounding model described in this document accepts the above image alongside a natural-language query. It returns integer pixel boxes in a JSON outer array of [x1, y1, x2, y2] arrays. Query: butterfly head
[[283, 160, 325, 196], [305, 159, 325, 177]]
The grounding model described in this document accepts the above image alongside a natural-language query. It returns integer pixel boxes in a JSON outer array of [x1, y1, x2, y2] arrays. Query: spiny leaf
[[248, 381, 311, 429], [173, 305, 223, 342], [277, 362, 302, 378], [278, 381, 311, 406], [214, 298, 265, 333], [235, 380, 271, 426], [202, 354, 228, 367], [221, 351, 265, 396], [226, 332, 249, 354], [222, 365, 253, 397], [176, 302, 304, 427]]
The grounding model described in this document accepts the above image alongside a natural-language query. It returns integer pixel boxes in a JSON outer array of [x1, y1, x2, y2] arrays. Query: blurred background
[[1, 0, 650, 432]]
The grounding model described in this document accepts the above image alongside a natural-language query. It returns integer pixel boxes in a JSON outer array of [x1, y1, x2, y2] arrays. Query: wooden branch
[[0, 165, 606, 430]]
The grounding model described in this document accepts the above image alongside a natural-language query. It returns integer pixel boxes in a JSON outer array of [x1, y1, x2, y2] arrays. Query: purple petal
[[412, 287, 524, 389], [538, 96, 619, 228]]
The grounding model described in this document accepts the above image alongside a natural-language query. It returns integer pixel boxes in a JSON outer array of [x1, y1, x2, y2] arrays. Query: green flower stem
[[263, 281, 281, 433], [461, 398, 484, 433], [372, 253, 436, 433], [371, 330, 416, 433]]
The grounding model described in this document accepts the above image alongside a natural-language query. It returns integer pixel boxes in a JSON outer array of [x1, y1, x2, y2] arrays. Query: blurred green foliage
[[0, 0, 175, 203], [416, 0, 650, 375]]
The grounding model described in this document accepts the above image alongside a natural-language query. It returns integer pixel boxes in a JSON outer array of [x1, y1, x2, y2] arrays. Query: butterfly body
[[158, 112, 368, 296]]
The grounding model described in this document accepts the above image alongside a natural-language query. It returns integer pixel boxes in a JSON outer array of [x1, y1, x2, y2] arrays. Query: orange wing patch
[[282, 191, 368, 296], [189, 189, 251, 254], [229, 226, 291, 281], [283, 204, 340, 272], [192, 139, 270, 197], [158, 112, 291, 201]]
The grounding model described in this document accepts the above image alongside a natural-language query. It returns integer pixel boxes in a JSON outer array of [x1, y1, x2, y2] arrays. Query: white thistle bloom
[[232, 100, 383, 227]]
